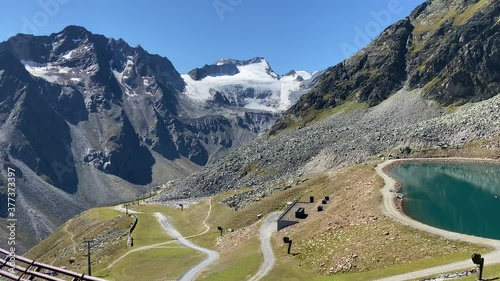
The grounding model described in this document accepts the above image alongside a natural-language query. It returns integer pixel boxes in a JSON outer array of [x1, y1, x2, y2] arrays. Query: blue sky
[[0, 0, 424, 74]]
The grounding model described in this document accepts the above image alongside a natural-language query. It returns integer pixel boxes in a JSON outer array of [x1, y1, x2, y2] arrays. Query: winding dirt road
[[156, 213, 219, 281], [375, 159, 500, 281], [249, 212, 280, 281], [105, 198, 213, 271]]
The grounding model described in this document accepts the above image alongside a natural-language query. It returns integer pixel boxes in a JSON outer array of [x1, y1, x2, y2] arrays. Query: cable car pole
[[83, 238, 93, 276]]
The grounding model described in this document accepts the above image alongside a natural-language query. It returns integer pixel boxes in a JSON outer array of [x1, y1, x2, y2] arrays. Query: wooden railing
[[0, 248, 107, 281]]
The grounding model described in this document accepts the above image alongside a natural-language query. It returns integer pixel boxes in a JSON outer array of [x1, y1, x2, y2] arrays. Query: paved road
[[155, 213, 219, 281], [375, 159, 500, 281], [249, 212, 280, 281]]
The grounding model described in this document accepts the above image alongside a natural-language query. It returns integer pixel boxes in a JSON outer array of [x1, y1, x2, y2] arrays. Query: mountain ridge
[[0, 26, 316, 251]]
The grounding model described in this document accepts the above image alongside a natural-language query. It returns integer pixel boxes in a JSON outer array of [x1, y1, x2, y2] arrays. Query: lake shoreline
[[375, 159, 500, 281], [381, 157, 500, 212]]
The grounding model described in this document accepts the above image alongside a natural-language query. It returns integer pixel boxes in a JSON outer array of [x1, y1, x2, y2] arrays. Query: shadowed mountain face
[[0, 26, 316, 251], [271, 0, 499, 134]]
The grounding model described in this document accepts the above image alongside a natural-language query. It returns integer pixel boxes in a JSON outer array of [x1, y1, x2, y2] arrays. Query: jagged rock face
[[272, 0, 499, 133], [0, 26, 310, 250], [1, 27, 161, 187], [188, 63, 239, 80], [406, 0, 499, 104], [0, 52, 77, 193], [188, 57, 279, 81]]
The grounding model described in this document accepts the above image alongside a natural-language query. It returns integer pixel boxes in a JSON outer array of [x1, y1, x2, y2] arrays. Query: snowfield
[[182, 60, 312, 112], [21, 60, 73, 83]]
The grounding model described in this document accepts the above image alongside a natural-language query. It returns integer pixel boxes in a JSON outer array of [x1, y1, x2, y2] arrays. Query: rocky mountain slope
[[0, 26, 316, 251], [155, 0, 500, 206], [271, 0, 499, 133]]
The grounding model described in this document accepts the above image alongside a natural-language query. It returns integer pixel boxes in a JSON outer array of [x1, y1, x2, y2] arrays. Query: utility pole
[[83, 239, 93, 276]]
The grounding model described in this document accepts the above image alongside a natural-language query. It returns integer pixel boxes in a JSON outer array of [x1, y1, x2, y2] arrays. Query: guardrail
[[0, 248, 107, 281]]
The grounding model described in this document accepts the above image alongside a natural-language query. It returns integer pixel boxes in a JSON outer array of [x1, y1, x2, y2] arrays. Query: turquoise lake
[[389, 162, 500, 239]]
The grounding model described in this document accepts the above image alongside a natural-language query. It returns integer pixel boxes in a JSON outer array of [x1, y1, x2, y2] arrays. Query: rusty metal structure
[[0, 248, 106, 281]]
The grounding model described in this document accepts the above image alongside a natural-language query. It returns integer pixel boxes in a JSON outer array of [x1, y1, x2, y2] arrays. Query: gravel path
[[156, 213, 219, 281], [249, 212, 280, 281], [113, 204, 141, 214], [375, 159, 500, 281], [106, 199, 212, 271]]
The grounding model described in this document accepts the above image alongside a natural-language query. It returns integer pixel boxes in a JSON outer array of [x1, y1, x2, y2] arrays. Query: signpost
[[283, 237, 293, 254], [471, 253, 484, 280]]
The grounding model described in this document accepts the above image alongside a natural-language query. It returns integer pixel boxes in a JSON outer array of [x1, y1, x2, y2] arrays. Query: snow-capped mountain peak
[[182, 58, 313, 112]]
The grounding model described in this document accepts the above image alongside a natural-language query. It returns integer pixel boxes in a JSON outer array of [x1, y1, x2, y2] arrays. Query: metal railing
[[0, 248, 107, 281]]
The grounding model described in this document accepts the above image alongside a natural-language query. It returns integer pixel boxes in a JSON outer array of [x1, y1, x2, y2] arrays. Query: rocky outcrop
[[188, 63, 240, 80], [188, 57, 278, 81], [406, 0, 500, 105], [271, 0, 499, 133]]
